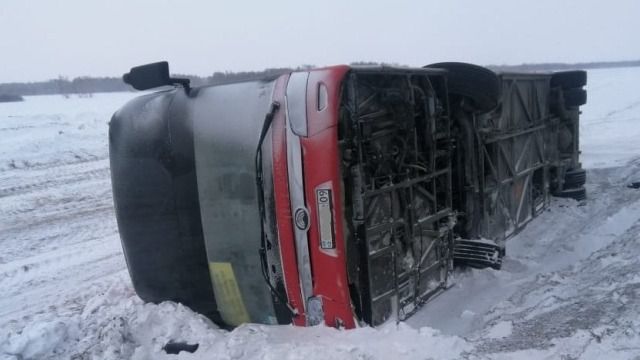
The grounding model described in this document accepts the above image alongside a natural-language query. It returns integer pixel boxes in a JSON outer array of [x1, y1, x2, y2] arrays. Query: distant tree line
[[487, 59, 640, 72], [0, 94, 24, 102], [2, 60, 639, 97], [0, 76, 129, 96]]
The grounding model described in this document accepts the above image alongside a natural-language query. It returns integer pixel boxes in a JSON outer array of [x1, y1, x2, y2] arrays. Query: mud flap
[[453, 239, 504, 270]]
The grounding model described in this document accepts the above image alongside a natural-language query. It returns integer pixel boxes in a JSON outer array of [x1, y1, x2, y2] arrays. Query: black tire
[[425, 62, 500, 113], [564, 168, 586, 188], [551, 70, 587, 89], [563, 88, 587, 107], [556, 186, 587, 201]]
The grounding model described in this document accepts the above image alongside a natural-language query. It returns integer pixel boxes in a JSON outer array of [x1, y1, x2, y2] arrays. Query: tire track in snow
[[0, 158, 118, 265], [0, 106, 128, 332], [0, 159, 110, 199]]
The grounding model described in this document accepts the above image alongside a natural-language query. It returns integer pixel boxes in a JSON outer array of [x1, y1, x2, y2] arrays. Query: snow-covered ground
[[2, 67, 640, 359]]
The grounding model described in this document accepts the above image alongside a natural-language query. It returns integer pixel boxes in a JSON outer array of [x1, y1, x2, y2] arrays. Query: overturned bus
[[109, 62, 587, 329]]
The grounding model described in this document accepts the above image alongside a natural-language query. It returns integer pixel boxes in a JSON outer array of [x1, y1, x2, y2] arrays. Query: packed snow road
[[2, 67, 640, 359]]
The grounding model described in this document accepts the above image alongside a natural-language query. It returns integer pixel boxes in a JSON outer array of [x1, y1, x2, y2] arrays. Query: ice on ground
[[460, 310, 476, 319], [485, 321, 512, 339], [2, 67, 640, 359]]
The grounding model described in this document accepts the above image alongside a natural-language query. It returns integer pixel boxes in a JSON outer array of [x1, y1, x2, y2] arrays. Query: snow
[[580, 66, 640, 169], [485, 321, 512, 339], [2, 67, 640, 359], [2, 278, 471, 360]]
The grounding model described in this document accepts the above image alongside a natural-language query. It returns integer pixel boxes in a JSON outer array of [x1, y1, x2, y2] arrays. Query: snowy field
[[2, 67, 640, 359]]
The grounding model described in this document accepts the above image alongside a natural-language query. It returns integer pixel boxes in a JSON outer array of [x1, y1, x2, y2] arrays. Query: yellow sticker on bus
[[208, 262, 250, 326]]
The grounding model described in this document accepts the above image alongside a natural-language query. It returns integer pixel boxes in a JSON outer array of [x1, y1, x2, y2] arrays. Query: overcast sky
[[1, 0, 639, 83]]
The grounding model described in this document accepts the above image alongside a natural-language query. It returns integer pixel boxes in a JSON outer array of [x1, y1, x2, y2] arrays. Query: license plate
[[316, 188, 334, 249]]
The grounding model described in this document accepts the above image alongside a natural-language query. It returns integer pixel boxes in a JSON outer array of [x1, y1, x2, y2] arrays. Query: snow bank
[[1, 277, 470, 360]]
